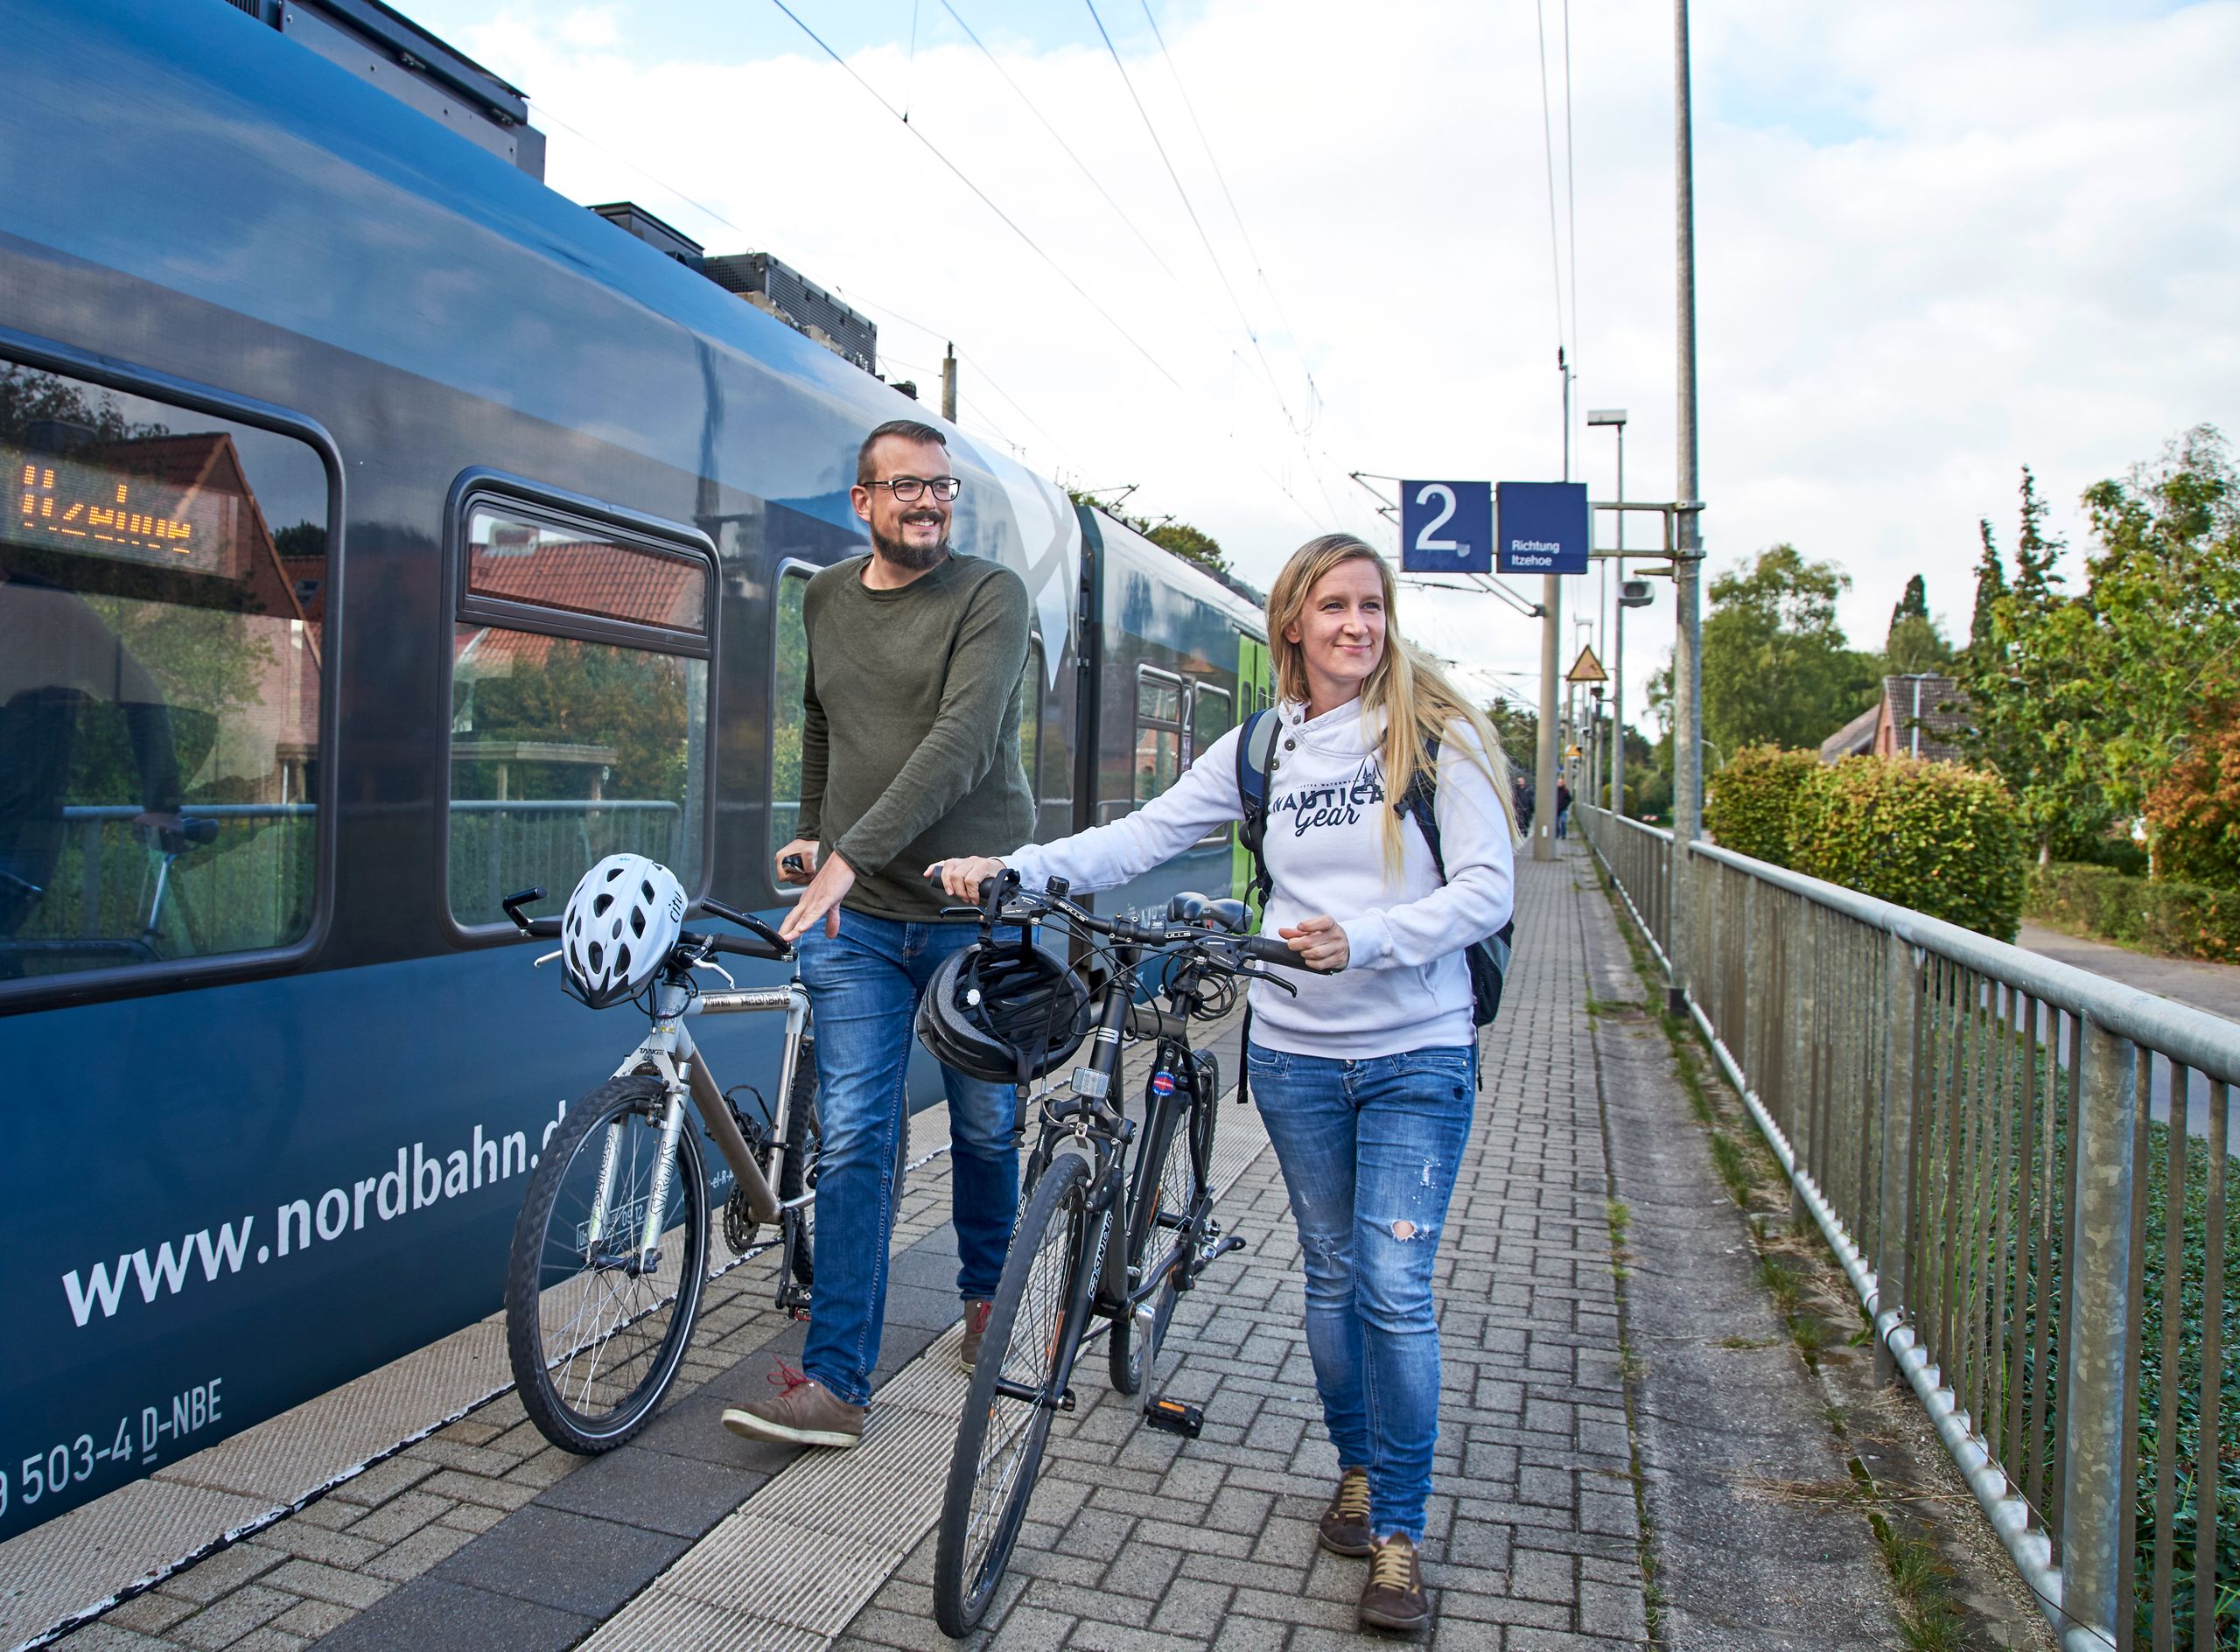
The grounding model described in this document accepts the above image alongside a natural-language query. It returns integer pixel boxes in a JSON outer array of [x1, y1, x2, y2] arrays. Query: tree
[[1700, 544, 1878, 759], [1888, 574, 1928, 635], [1954, 469, 2105, 865], [1968, 520, 2006, 660], [1882, 571, 1953, 673], [2146, 697, 2240, 890], [2079, 426, 2240, 864]]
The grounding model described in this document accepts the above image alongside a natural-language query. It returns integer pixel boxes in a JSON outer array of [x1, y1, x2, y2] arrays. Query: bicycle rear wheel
[[934, 1152, 1096, 1636], [777, 1036, 818, 1286], [507, 1076, 709, 1452]]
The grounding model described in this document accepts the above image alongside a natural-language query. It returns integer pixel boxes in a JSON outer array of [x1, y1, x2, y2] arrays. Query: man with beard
[[724, 418, 1033, 1448]]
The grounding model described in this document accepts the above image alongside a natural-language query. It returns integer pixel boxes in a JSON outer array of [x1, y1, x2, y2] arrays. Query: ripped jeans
[[1246, 1040, 1476, 1544]]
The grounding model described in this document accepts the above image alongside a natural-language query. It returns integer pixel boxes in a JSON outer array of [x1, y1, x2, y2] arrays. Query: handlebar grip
[[710, 930, 794, 963], [701, 897, 790, 955], [1242, 934, 1333, 972], [179, 817, 220, 845], [501, 886, 549, 935]]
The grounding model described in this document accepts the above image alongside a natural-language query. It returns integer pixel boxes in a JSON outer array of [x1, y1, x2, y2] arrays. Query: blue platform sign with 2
[[1400, 480, 1492, 575], [1496, 481, 1589, 576]]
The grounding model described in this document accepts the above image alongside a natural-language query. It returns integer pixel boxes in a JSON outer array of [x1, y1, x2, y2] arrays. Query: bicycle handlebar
[[500, 886, 794, 962], [932, 871, 1334, 975]]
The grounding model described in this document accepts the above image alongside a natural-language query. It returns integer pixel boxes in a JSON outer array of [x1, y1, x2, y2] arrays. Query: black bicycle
[[932, 873, 1316, 1636]]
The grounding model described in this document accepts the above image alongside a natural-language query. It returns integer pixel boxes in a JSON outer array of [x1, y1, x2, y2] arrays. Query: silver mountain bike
[[498, 886, 817, 1453]]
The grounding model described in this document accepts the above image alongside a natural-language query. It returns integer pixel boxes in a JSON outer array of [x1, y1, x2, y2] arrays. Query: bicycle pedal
[[1208, 1234, 1246, 1260], [1144, 1396, 1202, 1438]]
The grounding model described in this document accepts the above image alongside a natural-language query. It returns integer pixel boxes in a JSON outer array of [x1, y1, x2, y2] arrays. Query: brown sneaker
[[720, 1364, 864, 1448], [959, 1299, 995, 1369], [1318, 1466, 1372, 1556], [1358, 1532, 1428, 1634]]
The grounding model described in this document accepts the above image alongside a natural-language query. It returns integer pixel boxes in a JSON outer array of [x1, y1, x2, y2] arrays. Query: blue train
[[0, 0, 1270, 1538]]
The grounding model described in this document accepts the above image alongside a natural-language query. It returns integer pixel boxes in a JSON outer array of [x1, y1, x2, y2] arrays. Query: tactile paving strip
[[575, 1092, 1272, 1651]]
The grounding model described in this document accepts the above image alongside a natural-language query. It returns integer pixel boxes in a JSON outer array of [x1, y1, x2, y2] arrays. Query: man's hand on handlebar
[[1277, 914, 1350, 972], [926, 855, 1007, 902], [778, 850, 853, 944]]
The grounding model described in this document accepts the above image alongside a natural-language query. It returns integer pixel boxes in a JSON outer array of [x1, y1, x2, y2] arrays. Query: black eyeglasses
[[869, 475, 962, 503]]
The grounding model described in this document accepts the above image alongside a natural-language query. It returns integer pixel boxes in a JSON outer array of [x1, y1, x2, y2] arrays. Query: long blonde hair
[[1265, 534, 1522, 872]]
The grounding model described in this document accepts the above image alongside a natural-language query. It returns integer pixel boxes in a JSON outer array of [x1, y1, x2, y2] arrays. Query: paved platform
[[21, 848, 1868, 1651]]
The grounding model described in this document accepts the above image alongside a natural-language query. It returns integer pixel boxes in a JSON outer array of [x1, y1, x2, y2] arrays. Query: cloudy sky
[[404, 0, 2237, 732]]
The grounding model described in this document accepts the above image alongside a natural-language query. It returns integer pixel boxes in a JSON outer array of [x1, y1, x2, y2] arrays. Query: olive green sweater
[[796, 552, 1034, 921]]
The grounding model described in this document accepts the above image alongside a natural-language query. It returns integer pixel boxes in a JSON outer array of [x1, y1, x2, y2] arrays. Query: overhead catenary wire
[[1074, 3, 1353, 532], [1134, 0, 1322, 430], [1532, 0, 1569, 352], [761, 0, 1325, 528]]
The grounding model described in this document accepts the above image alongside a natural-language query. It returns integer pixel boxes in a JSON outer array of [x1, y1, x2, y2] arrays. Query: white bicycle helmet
[[560, 854, 688, 1009]]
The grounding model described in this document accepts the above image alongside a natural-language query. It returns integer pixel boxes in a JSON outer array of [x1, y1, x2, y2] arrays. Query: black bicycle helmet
[[916, 940, 1092, 1085]]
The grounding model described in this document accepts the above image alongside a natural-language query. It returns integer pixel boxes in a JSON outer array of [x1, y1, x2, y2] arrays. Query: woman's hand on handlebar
[[926, 855, 1007, 902], [1278, 914, 1350, 972]]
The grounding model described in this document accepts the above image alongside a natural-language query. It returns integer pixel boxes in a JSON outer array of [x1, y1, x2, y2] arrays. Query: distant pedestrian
[[722, 417, 1033, 1452], [1556, 778, 1572, 839], [1514, 774, 1534, 836], [935, 532, 1519, 1634]]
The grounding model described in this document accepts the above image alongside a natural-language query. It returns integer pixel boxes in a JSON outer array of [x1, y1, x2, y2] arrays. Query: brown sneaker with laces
[[720, 1364, 864, 1448], [959, 1299, 994, 1369], [1358, 1532, 1428, 1633], [1318, 1466, 1372, 1556]]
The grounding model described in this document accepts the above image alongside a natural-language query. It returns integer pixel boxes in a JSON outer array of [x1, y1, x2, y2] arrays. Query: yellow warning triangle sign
[[1564, 644, 1608, 684]]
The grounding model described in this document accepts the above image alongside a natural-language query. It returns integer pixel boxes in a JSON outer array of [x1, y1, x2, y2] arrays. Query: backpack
[[1235, 708, 1515, 1028]]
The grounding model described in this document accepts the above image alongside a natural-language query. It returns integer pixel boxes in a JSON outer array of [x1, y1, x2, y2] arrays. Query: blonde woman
[[934, 533, 1517, 1632]]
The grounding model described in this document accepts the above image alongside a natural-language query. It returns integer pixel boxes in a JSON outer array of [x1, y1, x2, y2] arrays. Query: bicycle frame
[[587, 974, 810, 1270]]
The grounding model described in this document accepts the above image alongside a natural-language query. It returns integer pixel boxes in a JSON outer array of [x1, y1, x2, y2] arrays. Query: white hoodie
[[1002, 699, 1516, 1060]]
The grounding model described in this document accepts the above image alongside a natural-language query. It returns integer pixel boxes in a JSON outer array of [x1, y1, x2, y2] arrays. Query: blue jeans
[[797, 911, 1019, 1406], [1245, 1040, 1476, 1544]]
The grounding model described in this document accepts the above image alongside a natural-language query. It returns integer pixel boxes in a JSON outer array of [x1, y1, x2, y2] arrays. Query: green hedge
[[1787, 755, 2028, 940], [1704, 745, 1820, 866], [2026, 862, 2240, 963]]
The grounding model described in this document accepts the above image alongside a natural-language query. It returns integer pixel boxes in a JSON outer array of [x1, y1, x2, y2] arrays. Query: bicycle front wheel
[[506, 1076, 710, 1452], [934, 1151, 1096, 1636]]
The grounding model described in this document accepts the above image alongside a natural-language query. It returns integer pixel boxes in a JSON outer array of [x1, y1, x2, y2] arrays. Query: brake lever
[[532, 948, 562, 968], [1212, 956, 1299, 996], [692, 958, 738, 989]]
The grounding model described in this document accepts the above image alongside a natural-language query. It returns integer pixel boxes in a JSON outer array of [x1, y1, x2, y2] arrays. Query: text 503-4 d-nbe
[[3, 1377, 224, 1522]]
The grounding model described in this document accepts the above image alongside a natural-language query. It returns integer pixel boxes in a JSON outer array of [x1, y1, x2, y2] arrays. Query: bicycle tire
[[507, 1075, 710, 1452], [934, 1152, 1096, 1636], [777, 1035, 817, 1286]]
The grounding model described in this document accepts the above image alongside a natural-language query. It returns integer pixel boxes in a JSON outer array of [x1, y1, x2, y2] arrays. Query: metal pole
[[1668, 0, 1704, 1014], [1536, 351, 1568, 863], [1536, 573, 1561, 862], [942, 341, 957, 423], [1614, 419, 1626, 814], [2060, 1020, 2138, 1650]]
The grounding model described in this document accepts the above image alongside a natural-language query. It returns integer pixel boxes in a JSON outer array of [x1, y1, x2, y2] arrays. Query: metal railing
[[1578, 804, 2240, 1652]]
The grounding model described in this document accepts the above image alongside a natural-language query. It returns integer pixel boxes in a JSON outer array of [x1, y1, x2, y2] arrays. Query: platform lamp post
[[1667, 0, 1705, 1016], [1587, 409, 1628, 813]]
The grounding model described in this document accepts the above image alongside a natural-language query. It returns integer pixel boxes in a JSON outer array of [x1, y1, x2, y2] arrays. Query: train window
[[448, 499, 712, 928], [1018, 640, 1043, 799], [1133, 666, 1186, 805], [1187, 684, 1231, 769], [0, 361, 329, 982], [769, 564, 812, 858]]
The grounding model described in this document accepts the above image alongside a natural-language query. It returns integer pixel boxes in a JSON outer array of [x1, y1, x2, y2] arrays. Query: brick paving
[[48, 851, 1655, 1650], [834, 849, 1648, 1649]]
